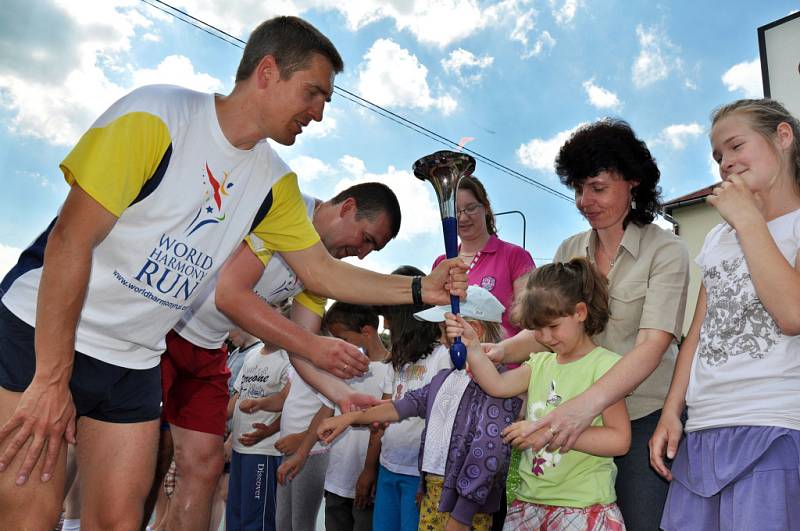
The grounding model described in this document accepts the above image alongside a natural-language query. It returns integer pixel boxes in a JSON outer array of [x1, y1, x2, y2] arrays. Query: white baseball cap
[[413, 285, 505, 323]]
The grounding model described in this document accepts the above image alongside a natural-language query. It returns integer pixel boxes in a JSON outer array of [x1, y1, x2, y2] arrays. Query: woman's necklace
[[597, 242, 619, 269], [459, 250, 481, 272]]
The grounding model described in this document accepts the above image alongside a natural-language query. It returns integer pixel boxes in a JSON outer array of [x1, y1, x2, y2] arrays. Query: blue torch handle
[[442, 216, 466, 369]]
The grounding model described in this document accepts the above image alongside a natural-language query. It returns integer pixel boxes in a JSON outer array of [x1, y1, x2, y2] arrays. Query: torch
[[413, 150, 476, 370]]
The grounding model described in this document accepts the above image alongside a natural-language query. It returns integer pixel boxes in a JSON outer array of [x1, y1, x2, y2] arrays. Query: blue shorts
[[0, 303, 161, 423], [226, 450, 281, 531]]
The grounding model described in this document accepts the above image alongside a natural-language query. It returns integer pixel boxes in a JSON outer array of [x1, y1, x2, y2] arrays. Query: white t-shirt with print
[[324, 361, 390, 498], [379, 344, 452, 476], [279, 367, 330, 456], [232, 348, 290, 456], [685, 208, 800, 432]]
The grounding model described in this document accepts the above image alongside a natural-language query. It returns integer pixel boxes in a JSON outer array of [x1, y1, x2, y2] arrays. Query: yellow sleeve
[[294, 290, 327, 317], [251, 172, 320, 253], [60, 112, 172, 217]]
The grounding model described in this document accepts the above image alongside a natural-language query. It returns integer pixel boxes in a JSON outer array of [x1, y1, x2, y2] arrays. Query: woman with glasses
[[432, 176, 535, 340]]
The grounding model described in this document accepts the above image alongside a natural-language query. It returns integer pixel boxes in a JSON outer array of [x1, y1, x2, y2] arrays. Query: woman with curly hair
[[489, 119, 690, 530]]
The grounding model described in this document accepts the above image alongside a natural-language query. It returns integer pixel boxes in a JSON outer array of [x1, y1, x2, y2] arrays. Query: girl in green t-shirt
[[446, 257, 631, 530]]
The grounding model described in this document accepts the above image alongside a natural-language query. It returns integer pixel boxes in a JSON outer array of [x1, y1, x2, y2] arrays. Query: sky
[[1, 0, 797, 279]]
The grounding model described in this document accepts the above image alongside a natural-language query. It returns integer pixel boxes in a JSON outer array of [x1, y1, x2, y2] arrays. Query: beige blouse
[[554, 223, 690, 420]]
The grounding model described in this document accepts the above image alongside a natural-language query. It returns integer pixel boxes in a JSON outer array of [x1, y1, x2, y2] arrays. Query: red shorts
[[161, 330, 230, 436]]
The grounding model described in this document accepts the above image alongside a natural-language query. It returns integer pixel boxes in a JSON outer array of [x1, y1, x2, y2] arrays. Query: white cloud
[[0, 243, 22, 278], [356, 39, 457, 115], [517, 124, 584, 173], [582, 79, 621, 110], [302, 112, 338, 139], [335, 0, 487, 48], [141, 32, 161, 42], [131, 55, 222, 92], [551, 0, 579, 24], [288, 155, 335, 185], [524, 30, 556, 59], [655, 123, 704, 150], [0, 1, 224, 147], [442, 49, 494, 85], [721, 58, 762, 98], [708, 152, 722, 181], [163, 0, 298, 38], [175, 0, 556, 51], [0, 0, 146, 145], [334, 155, 441, 241], [492, 2, 556, 59], [632, 24, 679, 89]]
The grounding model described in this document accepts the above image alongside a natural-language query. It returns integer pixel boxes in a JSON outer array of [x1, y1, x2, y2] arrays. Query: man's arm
[[280, 241, 466, 306], [0, 185, 117, 484], [216, 243, 368, 380]]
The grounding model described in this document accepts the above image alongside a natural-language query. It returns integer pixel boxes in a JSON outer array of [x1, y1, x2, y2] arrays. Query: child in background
[[319, 285, 521, 531], [448, 258, 630, 530], [650, 99, 800, 530], [225, 328, 291, 531], [322, 302, 391, 531], [274, 364, 334, 531], [368, 265, 452, 531]]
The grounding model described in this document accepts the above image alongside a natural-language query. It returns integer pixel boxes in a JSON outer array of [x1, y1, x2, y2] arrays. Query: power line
[[140, 0, 574, 202]]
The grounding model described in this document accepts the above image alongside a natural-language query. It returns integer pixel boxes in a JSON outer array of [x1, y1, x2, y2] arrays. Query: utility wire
[[141, 0, 573, 202]]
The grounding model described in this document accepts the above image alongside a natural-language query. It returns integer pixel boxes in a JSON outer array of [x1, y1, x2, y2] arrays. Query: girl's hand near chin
[[707, 174, 765, 229]]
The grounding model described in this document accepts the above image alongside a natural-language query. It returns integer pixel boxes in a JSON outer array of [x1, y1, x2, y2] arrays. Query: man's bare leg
[[166, 425, 224, 531], [77, 416, 159, 531]]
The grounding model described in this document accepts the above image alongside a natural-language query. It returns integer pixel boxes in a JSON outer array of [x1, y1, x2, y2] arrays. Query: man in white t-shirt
[[0, 15, 466, 530], [144, 183, 401, 530]]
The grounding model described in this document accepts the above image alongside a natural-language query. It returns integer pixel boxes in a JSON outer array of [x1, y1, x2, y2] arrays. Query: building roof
[[662, 183, 719, 212]]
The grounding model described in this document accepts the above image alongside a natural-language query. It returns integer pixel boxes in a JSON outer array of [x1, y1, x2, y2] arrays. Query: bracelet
[[411, 276, 423, 306]]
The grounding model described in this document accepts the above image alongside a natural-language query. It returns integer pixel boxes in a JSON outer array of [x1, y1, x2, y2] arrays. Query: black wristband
[[411, 276, 423, 306]]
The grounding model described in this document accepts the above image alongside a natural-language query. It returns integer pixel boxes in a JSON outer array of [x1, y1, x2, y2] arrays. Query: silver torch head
[[413, 150, 476, 219]]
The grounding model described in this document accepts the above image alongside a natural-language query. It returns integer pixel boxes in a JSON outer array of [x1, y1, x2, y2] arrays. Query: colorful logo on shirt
[[480, 275, 496, 291], [526, 398, 561, 475], [185, 163, 235, 236]]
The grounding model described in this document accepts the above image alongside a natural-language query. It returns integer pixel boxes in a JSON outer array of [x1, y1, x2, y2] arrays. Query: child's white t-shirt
[[324, 361, 390, 499], [421, 369, 471, 476], [280, 367, 330, 455], [379, 344, 452, 476], [686, 208, 800, 432], [232, 348, 291, 456]]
